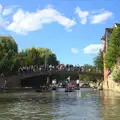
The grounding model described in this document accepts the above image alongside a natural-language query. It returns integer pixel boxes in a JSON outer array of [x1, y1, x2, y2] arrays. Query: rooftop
[[101, 23, 120, 40], [114, 23, 120, 28]]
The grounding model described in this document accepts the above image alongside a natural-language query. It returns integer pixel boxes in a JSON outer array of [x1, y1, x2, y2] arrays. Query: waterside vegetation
[[0, 36, 59, 75]]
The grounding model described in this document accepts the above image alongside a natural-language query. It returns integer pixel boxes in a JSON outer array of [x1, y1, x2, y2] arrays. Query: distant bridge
[[18, 70, 103, 79], [0, 70, 103, 89]]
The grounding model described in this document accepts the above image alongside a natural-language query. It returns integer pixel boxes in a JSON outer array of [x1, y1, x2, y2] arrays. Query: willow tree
[[106, 28, 120, 70]]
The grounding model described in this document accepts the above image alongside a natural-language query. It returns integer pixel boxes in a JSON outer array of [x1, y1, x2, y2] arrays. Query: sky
[[0, 0, 119, 65]]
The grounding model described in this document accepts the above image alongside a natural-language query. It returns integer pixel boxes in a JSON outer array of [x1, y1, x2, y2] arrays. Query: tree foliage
[[112, 69, 120, 82], [106, 28, 120, 70], [13, 47, 59, 69], [83, 64, 96, 72], [79, 74, 96, 82], [0, 37, 18, 74], [94, 50, 103, 73], [0, 36, 59, 75]]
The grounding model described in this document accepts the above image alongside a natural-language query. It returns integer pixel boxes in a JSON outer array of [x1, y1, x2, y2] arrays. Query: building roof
[[101, 23, 120, 41], [114, 23, 120, 28], [101, 28, 113, 41], [105, 28, 113, 32]]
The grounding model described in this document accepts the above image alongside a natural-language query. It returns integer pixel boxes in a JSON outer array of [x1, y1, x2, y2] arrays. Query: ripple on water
[[0, 90, 120, 120]]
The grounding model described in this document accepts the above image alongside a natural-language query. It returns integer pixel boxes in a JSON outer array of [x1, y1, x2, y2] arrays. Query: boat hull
[[65, 88, 75, 92]]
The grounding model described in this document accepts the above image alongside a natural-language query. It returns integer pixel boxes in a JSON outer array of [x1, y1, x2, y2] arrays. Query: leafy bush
[[106, 28, 120, 70], [112, 70, 120, 82], [94, 50, 103, 73]]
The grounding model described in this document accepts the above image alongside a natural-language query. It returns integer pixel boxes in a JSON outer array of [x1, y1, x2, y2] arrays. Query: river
[[0, 88, 120, 120]]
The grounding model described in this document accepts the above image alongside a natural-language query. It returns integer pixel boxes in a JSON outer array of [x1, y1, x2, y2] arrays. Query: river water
[[0, 88, 120, 120]]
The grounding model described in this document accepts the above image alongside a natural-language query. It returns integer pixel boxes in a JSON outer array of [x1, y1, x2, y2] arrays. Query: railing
[[0, 65, 102, 77], [17, 65, 102, 75]]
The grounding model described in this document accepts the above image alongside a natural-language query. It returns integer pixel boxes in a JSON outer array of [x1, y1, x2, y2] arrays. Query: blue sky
[[0, 0, 120, 65]]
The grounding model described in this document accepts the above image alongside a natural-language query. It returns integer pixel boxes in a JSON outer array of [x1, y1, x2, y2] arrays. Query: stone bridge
[[0, 71, 103, 89]]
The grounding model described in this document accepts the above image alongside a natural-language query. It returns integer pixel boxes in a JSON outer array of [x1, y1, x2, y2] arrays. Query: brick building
[[101, 23, 120, 89]]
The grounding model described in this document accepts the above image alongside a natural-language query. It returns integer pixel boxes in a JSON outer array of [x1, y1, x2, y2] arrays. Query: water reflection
[[100, 91, 120, 120], [76, 90, 81, 98], [0, 89, 120, 120]]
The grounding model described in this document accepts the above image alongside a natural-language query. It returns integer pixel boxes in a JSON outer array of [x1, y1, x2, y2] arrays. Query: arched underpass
[[20, 73, 80, 89], [5, 71, 103, 89], [21, 75, 48, 89]]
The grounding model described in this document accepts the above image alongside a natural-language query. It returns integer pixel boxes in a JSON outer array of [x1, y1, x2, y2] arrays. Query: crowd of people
[[18, 64, 98, 74]]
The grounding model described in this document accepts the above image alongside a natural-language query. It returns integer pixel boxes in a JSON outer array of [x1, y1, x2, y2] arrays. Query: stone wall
[[0, 77, 7, 88], [103, 73, 120, 92], [103, 57, 120, 92], [0, 75, 21, 89], [89, 81, 103, 90], [6, 75, 21, 88]]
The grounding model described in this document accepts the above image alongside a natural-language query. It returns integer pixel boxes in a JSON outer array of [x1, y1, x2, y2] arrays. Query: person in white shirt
[[76, 79, 80, 88]]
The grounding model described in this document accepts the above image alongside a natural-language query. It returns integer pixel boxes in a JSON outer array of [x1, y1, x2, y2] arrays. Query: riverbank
[[89, 81, 103, 90], [103, 74, 120, 92]]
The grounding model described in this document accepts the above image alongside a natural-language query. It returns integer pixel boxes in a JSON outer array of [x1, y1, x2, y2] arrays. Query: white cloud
[[2, 8, 13, 16], [0, 4, 13, 16], [0, 4, 13, 27], [75, 7, 89, 24], [90, 10, 113, 24], [71, 48, 79, 54], [7, 6, 76, 34], [83, 44, 102, 54], [75, 7, 113, 24], [0, 17, 9, 27]]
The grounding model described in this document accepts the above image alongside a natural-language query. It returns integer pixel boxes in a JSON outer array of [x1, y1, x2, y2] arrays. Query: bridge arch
[[4, 71, 103, 89]]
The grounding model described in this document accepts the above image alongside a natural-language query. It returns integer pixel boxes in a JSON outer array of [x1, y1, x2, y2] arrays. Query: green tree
[[0, 36, 59, 75], [106, 28, 120, 70], [13, 47, 59, 68], [47, 53, 59, 65], [112, 70, 120, 82], [0, 36, 18, 74], [79, 75, 94, 82], [83, 64, 96, 72], [94, 50, 103, 73], [12, 51, 27, 69], [37, 48, 59, 66], [25, 47, 42, 65]]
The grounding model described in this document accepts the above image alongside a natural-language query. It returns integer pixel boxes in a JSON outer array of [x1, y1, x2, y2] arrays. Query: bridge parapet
[[18, 70, 103, 80], [0, 70, 103, 89]]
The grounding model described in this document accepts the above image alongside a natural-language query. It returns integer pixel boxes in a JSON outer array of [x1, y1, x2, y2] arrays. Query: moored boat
[[65, 88, 75, 92], [75, 87, 80, 90], [65, 83, 75, 92], [52, 86, 57, 90]]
